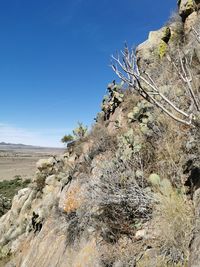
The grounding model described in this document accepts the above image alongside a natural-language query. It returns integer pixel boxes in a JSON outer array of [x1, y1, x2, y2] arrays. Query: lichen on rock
[[179, 0, 195, 21]]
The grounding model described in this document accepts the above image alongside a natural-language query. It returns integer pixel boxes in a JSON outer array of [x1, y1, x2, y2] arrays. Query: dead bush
[[87, 160, 153, 243], [87, 123, 117, 160]]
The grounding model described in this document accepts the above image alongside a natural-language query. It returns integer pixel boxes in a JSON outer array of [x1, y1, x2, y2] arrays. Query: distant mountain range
[[0, 142, 63, 150], [0, 142, 38, 147], [0, 142, 42, 148]]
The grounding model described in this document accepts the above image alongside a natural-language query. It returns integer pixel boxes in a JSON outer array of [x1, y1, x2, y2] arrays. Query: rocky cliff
[[1, 1, 200, 266]]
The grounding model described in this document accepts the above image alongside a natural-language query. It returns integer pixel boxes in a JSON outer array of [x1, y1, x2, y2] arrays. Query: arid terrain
[[0, 143, 64, 181]]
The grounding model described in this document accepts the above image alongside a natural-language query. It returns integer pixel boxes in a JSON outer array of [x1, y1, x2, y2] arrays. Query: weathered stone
[[184, 11, 198, 34], [137, 28, 163, 68], [179, 0, 195, 21], [36, 157, 56, 171], [59, 179, 85, 213], [135, 229, 147, 240]]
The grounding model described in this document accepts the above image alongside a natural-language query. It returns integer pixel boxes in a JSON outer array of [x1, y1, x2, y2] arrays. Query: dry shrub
[[152, 180, 194, 264], [122, 90, 141, 114], [153, 114, 189, 186], [100, 237, 144, 266], [73, 141, 84, 157], [87, 160, 153, 242], [35, 173, 46, 192], [87, 123, 117, 160]]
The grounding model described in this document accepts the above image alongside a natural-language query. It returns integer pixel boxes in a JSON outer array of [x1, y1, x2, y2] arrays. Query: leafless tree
[[111, 44, 200, 127]]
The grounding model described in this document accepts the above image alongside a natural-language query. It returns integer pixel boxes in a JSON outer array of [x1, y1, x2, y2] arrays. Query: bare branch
[[111, 46, 195, 126]]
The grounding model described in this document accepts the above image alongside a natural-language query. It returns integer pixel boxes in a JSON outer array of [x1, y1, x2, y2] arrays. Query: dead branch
[[111, 45, 200, 126]]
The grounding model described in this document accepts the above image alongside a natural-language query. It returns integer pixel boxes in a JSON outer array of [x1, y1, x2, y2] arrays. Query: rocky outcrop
[[136, 21, 184, 73], [0, 155, 67, 265], [136, 27, 164, 69], [178, 0, 200, 35], [1, 1, 200, 266]]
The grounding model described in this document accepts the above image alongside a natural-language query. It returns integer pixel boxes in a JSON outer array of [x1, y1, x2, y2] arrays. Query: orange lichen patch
[[63, 182, 85, 213]]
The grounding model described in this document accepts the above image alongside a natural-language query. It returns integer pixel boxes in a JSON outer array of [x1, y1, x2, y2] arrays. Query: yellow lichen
[[63, 183, 84, 213], [186, 0, 194, 9], [158, 40, 168, 59]]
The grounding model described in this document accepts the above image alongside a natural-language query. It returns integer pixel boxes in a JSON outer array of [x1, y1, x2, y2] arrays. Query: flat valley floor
[[0, 144, 64, 181]]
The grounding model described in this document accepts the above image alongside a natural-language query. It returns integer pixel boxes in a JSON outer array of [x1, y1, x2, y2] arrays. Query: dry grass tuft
[[152, 180, 194, 264], [101, 236, 144, 266], [152, 114, 189, 186], [87, 123, 117, 160], [137, 255, 188, 267]]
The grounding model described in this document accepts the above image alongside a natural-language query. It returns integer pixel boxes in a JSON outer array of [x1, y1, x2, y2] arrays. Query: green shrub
[[61, 134, 74, 144], [0, 177, 30, 217], [73, 122, 88, 139], [116, 129, 142, 162], [61, 122, 88, 146], [0, 177, 30, 199], [128, 100, 155, 136]]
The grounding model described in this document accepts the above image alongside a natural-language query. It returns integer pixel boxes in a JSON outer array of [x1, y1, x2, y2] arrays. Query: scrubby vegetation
[[61, 122, 88, 145], [61, 134, 74, 144], [0, 176, 30, 199], [0, 176, 30, 217]]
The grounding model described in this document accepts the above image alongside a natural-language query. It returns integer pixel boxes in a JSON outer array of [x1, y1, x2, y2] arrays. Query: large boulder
[[136, 28, 163, 68], [184, 11, 198, 34], [36, 157, 56, 172], [136, 25, 177, 71]]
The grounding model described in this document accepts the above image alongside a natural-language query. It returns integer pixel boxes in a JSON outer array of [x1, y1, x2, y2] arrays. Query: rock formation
[[1, 1, 200, 266]]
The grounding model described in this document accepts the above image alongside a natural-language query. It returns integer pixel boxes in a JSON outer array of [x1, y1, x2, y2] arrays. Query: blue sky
[[0, 0, 176, 147]]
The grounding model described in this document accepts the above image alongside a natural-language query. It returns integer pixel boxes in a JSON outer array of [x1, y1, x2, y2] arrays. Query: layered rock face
[[1, 1, 200, 267]]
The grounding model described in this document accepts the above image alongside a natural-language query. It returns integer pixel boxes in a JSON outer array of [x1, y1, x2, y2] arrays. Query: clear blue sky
[[0, 0, 176, 147]]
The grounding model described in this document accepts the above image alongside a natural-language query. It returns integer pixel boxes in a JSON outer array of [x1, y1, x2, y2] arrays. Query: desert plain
[[0, 143, 64, 181]]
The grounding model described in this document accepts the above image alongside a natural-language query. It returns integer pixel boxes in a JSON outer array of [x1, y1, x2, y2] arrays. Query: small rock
[[135, 229, 146, 240]]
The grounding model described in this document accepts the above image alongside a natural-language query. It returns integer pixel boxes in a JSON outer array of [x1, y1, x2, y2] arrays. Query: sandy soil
[[0, 145, 64, 181]]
